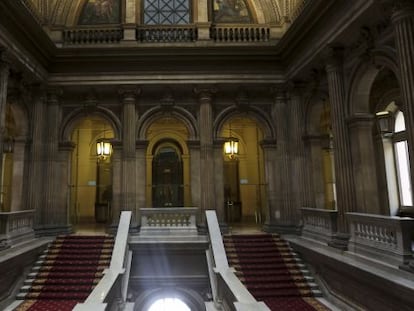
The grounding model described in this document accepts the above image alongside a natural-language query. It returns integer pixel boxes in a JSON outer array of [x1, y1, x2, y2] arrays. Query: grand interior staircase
[[224, 233, 331, 311], [14, 235, 114, 311]]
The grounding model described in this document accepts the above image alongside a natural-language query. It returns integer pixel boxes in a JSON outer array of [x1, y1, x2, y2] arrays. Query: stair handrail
[[205, 210, 270, 311], [73, 211, 132, 311]]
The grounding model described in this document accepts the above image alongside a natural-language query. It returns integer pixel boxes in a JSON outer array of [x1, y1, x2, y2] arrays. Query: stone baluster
[[325, 48, 356, 249], [194, 86, 216, 227], [348, 114, 380, 214], [119, 86, 140, 230], [391, 1, 414, 197]]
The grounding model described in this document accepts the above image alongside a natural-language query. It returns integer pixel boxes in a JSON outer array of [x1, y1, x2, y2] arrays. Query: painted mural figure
[[213, 0, 251, 23], [79, 0, 120, 24]]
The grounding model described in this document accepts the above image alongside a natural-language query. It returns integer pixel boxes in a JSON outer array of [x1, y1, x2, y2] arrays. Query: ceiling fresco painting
[[78, 0, 121, 25], [213, 0, 252, 23]]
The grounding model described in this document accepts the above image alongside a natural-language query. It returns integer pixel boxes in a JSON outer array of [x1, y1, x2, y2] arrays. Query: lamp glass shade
[[97, 140, 112, 157], [224, 139, 239, 156]]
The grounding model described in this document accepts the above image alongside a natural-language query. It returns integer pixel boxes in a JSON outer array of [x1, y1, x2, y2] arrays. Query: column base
[[328, 232, 350, 250], [262, 222, 301, 235], [34, 224, 73, 237]]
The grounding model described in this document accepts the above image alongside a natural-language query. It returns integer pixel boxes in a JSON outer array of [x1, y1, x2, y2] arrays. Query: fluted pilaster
[[119, 86, 140, 228], [194, 86, 216, 223], [289, 84, 312, 211], [0, 52, 10, 204], [44, 88, 62, 226], [325, 48, 356, 246], [263, 86, 297, 233], [392, 2, 414, 193], [29, 86, 47, 226]]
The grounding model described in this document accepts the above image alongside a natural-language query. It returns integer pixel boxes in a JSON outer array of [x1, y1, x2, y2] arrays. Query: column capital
[[193, 85, 217, 102], [271, 84, 288, 101], [46, 87, 63, 105], [324, 46, 345, 72], [0, 47, 11, 68], [118, 85, 141, 103]]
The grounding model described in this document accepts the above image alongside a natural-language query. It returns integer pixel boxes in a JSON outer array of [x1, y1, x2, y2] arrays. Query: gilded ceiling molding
[[245, 0, 266, 24]]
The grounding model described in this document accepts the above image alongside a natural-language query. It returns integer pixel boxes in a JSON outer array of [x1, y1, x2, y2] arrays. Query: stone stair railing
[[210, 24, 270, 43], [301, 208, 338, 245], [136, 25, 198, 43], [63, 26, 123, 44], [347, 213, 414, 267], [0, 210, 35, 250], [140, 207, 198, 232], [74, 211, 133, 311], [205, 210, 270, 311]]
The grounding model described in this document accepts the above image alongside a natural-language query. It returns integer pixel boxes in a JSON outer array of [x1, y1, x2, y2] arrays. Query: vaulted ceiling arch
[[28, 0, 304, 26]]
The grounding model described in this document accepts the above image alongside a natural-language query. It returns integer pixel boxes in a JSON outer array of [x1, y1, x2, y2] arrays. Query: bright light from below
[[148, 298, 190, 311]]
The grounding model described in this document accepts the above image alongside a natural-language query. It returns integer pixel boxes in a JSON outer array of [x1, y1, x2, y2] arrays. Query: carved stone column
[[136, 140, 148, 213], [110, 140, 122, 229], [288, 85, 312, 211], [348, 114, 380, 214], [188, 140, 201, 211], [213, 139, 225, 223], [392, 2, 414, 193], [29, 86, 47, 227], [264, 86, 295, 232], [261, 139, 278, 228], [119, 86, 140, 230], [57, 141, 75, 228], [305, 135, 326, 209], [194, 86, 216, 227], [0, 52, 10, 203], [325, 48, 356, 249], [38, 88, 70, 235]]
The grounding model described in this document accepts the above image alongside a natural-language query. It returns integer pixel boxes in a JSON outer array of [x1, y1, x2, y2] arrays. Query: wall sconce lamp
[[3, 137, 14, 153], [96, 139, 112, 160], [376, 111, 393, 135]]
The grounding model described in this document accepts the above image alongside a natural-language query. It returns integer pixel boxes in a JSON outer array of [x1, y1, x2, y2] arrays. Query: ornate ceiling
[[26, 0, 305, 26]]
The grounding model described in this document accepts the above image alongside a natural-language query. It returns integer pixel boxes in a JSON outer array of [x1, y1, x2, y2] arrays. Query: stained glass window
[[144, 0, 191, 25]]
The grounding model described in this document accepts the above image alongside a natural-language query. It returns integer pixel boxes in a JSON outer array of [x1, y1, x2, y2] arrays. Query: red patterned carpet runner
[[14, 235, 114, 311], [224, 233, 331, 311]]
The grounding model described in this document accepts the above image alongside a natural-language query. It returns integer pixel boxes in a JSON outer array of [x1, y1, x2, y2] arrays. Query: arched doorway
[[145, 116, 191, 207], [152, 141, 184, 207], [70, 116, 114, 227], [220, 116, 266, 224]]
